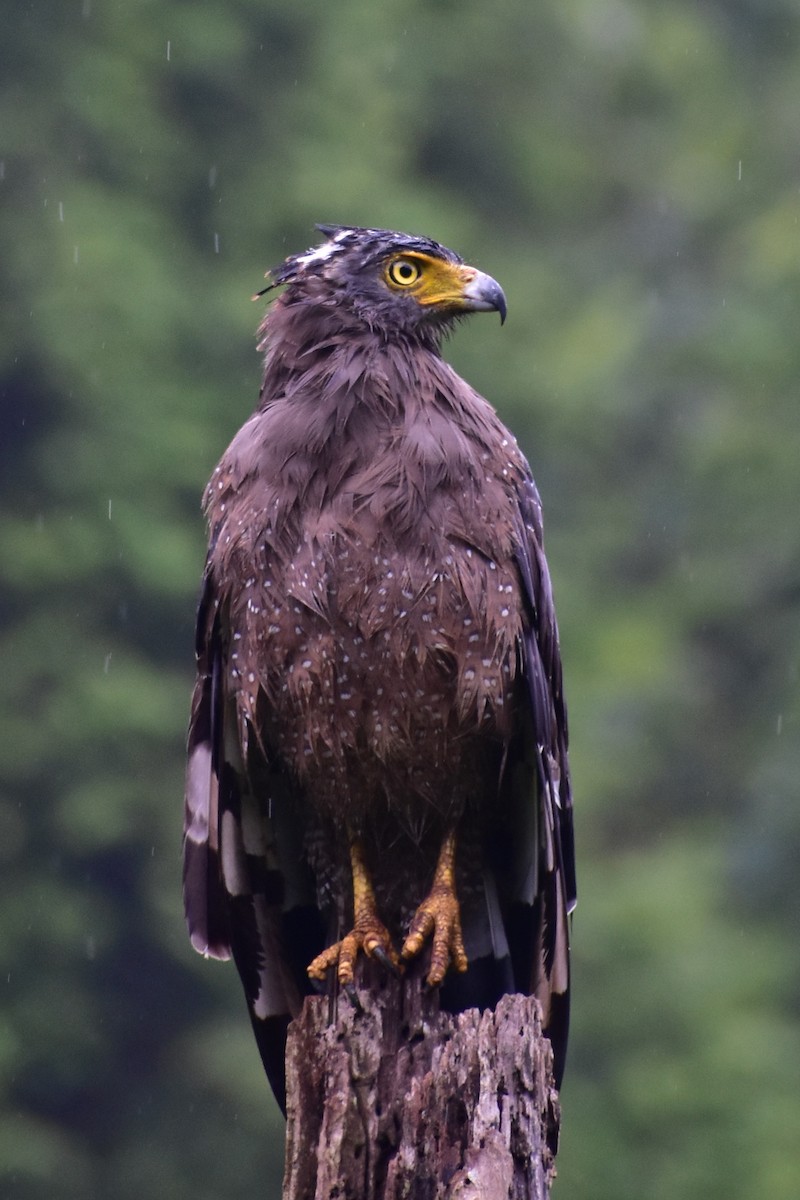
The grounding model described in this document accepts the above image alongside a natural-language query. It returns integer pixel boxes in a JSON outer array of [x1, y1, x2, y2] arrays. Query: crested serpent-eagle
[[183, 225, 576, 1108]]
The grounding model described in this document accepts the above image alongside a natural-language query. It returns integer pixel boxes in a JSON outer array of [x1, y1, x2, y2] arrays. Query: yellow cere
[[382, 252, 477, 309]]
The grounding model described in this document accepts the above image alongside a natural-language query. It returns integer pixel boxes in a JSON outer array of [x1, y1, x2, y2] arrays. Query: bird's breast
[[227, 526, 524, 816]]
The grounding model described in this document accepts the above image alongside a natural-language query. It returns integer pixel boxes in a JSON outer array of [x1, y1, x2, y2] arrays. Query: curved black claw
[[343, 980, 363, 1013], [372, 943, 401, 977]]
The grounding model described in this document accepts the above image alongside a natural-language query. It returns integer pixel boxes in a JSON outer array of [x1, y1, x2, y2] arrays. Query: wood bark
[[282, 962, 561, 1200]]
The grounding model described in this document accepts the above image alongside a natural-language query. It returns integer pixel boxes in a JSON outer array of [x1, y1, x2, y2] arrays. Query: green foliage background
[[2, 1, 798, 1196]]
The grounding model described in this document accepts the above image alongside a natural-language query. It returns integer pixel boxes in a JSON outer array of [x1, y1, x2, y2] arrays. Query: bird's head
[[257, 225, 507, 344]]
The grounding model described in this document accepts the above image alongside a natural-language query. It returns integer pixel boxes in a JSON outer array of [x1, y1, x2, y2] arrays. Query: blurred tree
[[0, 1, 798, 1197]]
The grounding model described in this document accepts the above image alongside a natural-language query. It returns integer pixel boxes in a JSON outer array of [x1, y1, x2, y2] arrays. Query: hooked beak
[[460, 268, 507, 324]]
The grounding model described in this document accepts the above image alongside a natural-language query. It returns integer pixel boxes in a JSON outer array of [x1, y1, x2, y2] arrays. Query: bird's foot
[[307, 838, 401, 986], [401, 830, 468, 986], [307, 918, 400, 987]]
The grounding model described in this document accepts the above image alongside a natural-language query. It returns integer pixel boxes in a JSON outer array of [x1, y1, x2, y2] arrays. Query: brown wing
[[183, 558, 322, 1110], [508, 472, 575, 1088], [183, 564, 230, 960]]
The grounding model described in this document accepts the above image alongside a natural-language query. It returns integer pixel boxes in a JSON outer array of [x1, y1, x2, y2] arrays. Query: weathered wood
[[282, 962, 560, 1200]]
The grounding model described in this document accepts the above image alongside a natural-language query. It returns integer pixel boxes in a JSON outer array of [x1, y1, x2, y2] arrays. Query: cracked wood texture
[[282, 962, 560, 1200]]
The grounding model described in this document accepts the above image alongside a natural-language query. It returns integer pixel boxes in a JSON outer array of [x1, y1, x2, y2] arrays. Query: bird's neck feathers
[[210, 293, 512, 562], [218, 291, 504, 522], [256, 291, 446, 410]]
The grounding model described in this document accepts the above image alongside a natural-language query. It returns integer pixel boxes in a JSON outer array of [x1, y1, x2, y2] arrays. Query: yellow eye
[[387, 257, 422, 288]]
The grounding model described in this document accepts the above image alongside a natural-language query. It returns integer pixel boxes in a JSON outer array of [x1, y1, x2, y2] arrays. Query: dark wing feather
[[183, 567, 231, 960], [510, 474, 575, 1088], [183, 562, 321, 1110]]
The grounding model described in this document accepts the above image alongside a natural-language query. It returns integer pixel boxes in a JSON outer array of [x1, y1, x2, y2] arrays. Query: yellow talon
[[401, 830, 468, 985], [307, 840, 400, 985]]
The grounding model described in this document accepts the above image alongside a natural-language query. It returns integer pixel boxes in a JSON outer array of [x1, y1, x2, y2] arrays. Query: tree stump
[[282, 962, 561, 1200]]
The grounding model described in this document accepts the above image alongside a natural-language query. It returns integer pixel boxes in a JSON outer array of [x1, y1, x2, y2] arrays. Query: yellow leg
[[401, 830, 468, 986], [307, 839, 400, 986]]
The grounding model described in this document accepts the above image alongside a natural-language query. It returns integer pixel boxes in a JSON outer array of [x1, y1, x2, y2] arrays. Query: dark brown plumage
[[183, 225, 575, 1109]]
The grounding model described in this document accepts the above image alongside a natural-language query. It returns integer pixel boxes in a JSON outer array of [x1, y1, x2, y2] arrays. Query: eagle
[[183, 225, 575, 1111]]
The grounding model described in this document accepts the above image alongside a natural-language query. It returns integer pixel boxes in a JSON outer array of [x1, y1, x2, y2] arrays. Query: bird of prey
[[183, 225, 575, 1110]]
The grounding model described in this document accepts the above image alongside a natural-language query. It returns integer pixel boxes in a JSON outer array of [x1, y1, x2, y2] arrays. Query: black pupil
[[397, 262, 414, 280]]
